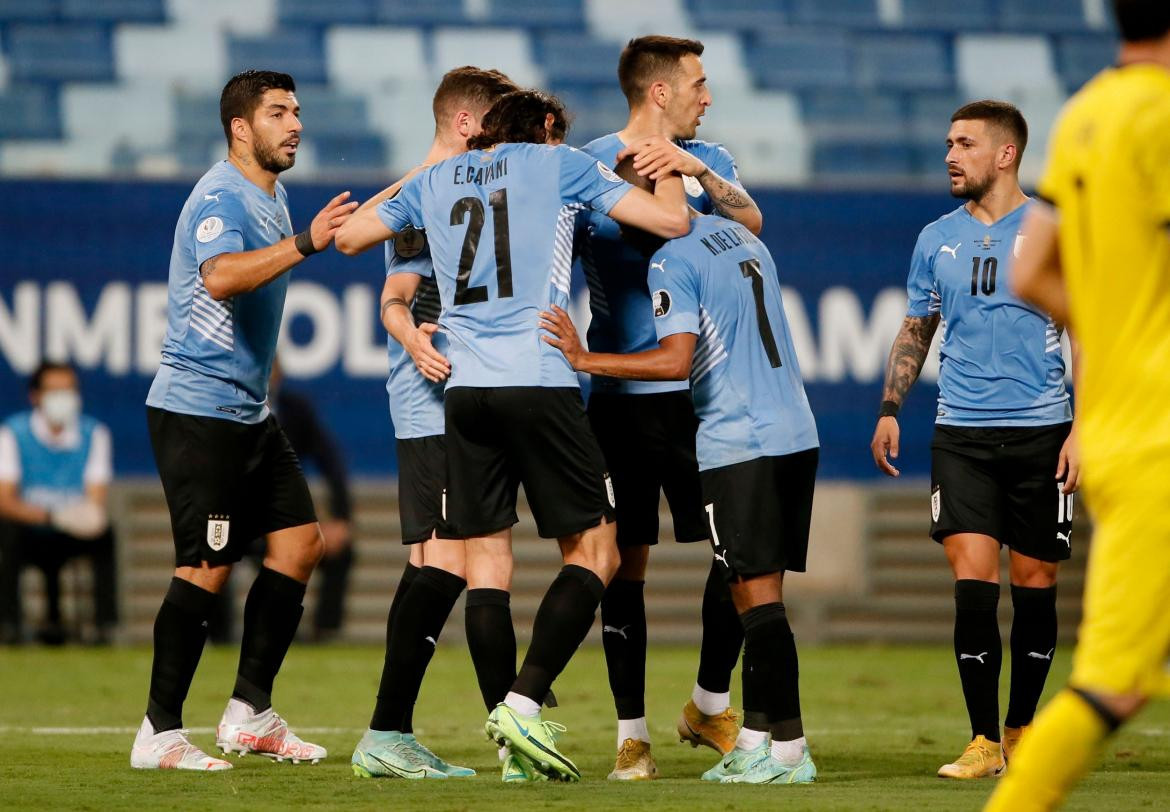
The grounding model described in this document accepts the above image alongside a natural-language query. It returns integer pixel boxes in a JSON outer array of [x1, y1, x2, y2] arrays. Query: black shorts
[[701, 449, 819, 581], [396, 435, 457, 545], [588, 391, 709, 547], [147, 406, 317, 567], [930, 422, 1074, 562], [444, 386, 616, 539]]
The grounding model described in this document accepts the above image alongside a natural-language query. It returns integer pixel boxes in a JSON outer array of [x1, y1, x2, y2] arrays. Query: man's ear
[[454, 110, 475, 138], [230, 116, 251, 149], [648, 80, 671, 110], [999, 143, 1018, 171]]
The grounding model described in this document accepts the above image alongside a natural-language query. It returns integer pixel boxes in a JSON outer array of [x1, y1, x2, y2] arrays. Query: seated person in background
[[0, 361, 118, 645]]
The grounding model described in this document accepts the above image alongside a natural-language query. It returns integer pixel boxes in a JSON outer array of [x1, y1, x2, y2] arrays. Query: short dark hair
[[219, 69, 296, 145], [617, 35, 704, 106], [29, 360, 75, 393], [951, 99, 1029, 166], [432, 66, 519, 131], [1112, 0, 1170, 41], [466, 90, 570, 150]]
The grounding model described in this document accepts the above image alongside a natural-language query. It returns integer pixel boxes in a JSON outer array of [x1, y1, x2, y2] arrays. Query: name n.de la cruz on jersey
[[453, 156, 509, 185], [699, 224, 756, 257]]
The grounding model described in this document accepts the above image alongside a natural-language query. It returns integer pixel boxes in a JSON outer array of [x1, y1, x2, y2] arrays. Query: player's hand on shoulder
[[539, 305, 585, 368], [310, 190, 360, 252], [871, 416, 901, 477], [618, 135, 706, 181], [406, 322, 450, 383], [1056, 424, 1080, 494]]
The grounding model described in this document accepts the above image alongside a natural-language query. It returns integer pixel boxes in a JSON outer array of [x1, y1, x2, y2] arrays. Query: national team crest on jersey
[[206, 514, 230, 551], [394, 226, 426, 259], [652, 289, 671, 317], [931, 487, 941, 522]]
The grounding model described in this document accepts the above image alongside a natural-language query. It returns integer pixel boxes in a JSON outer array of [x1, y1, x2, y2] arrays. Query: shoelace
[[389, 741, 430, 767], [160, 729, 201, 762], [537, 720, 567, 743]]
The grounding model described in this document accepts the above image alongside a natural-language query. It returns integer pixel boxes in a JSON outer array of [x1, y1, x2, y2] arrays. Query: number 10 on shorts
[[1057, 486, 1074, 524]]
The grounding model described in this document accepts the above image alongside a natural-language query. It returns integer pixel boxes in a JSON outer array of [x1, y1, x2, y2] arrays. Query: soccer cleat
[[1001, 725, 1029, 764], [722, 744, 817, 784], [700, 743, 771, 781], [501, 747, 548, 783], [484, 702, 580, 782], [402, 733, 475, 777], [607, 738, 658, 781], [350, 729, 447, 779], [130, 717, 232, 771], [216, 698, 326, 764], [678, 699, 740, 755], [937, 735, 1006, 779]]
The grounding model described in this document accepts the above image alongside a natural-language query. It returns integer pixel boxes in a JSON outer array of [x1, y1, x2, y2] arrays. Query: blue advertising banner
[[1, 179, 1038, 480]]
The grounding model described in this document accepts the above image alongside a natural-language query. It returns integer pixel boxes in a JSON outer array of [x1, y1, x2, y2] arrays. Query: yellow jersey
[[1037, 63, 1170, 482]]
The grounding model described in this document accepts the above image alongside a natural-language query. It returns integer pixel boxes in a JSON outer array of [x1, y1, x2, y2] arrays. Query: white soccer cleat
[[130, 717, 232, 771], [215, 698, 326, 764]]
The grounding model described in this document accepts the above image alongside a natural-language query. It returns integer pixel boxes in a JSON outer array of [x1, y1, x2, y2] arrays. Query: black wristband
[[878, 400, 900, 418], [294, 230, 318, 257]]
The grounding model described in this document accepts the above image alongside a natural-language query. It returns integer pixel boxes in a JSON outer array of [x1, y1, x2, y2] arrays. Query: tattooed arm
[[870, 314, 940, 476], [697, 170, 763, 235]]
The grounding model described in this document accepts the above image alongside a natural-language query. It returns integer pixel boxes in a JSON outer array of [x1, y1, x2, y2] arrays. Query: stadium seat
[[697, 31, 751, 89], [278, 0, 376, 26], [485, 0, 585, 30], [292, 85, 371, 137], [168, 0, 276, 34], [375, 0, 467, 27], [61, 0, 164, 23], [955, 34, 1060, 97], [173, 93, 223, 143], [696, 87, 809, 184], [0, 85, 60, 139], [812, 139, 916, 180], [748, 30, 851, 90], [901, 0, 995, 31], [999, 0, 1092, 34], [1055, 33, 1117, 91], [62, 82, 174, 150], [686, 0, 786, 32], [800, 89, 905, 140], [227, 29, 328, 85], [173, 133, 221, 171], [548, 84, 628, 146], [0, 0, 58, 22], [7, 25, 114, 82], [538, 33, 622, 89], [855, 34, 952, 90], [325, 26, 428, 91], [585, 0, 692, 43], [114, 25, 227, 91], [432, 27, 542, 88], [363, 83, 442, 170], [310, 132, 386, 169], [789, 0, 881, 29], [906, 90, 968, 142], [0, 137, 115, 175]]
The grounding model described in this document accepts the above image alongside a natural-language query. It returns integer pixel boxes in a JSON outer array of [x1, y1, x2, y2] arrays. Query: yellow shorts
[[1070, 473, 1170, 696]]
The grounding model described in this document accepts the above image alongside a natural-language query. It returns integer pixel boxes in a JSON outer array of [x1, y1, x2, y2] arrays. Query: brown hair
[[432, 66, 519, 131], [951, 99, 1029, 166], [617, 35, 704, 105], [220, 69, 296, 145], [466, 90, 570, 150]]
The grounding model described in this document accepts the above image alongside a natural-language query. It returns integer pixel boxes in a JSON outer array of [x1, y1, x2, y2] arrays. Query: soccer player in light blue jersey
[[337, 89, 689, 781], [132, 70, 358, 772], [870, 101, 1079, 780], [541, 159, 820, 786], [577, 36, 766, 778]]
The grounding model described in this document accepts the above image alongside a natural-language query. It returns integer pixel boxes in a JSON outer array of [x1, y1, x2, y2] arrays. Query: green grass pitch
[[1, 643, 1167, 810]]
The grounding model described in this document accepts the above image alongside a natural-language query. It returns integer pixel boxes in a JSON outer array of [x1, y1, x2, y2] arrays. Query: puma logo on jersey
[[650, 259, 667, 273], [1027, 648, 1054, 661], [602, 625, 630, 640], [1057, 531, 1071, 547], [204, 192, 222, 202], [960, 651, 988, 664], [938, 243, 961, 259], [713, 551, 728, 566]]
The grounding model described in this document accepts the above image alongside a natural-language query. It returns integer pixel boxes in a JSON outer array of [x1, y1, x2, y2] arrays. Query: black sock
[[465, 588, 517, 711], [146, 577, 217, 732], [370, 566, 465, 731], [512, 565, 605, 704], [601, 578, 647, 719], [740, 603, 802, 739], [697, 560, 744, 693], [1005, 584, 1058, 728], [954, 579, 1002, 742], [232, 567, 306, 713], [383, 562, 421, 730]]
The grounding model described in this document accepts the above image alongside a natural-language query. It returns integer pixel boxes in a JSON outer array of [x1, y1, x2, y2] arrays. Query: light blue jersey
[[147, 161, 293, 422], [907, 201, 1071, 426], [384, 227, 446, 439], [651, 214, 818, 471], [579, 134, 742, 395], [378, 142, 633, 389]]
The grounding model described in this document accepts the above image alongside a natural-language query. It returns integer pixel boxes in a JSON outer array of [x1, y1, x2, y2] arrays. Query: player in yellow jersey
[[984, 1, 1170, 809]]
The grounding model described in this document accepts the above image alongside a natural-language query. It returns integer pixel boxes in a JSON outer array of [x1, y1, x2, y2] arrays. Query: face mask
[[40, 389, 81, 429]]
